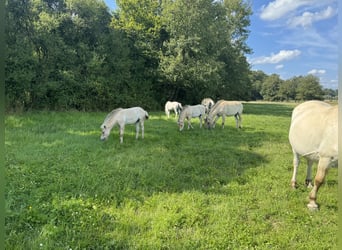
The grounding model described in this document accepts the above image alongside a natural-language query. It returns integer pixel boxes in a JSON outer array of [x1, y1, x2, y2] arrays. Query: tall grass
[[5, 103, 338, 249]]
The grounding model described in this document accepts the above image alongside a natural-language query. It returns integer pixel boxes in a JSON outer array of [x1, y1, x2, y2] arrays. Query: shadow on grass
[[85, 117, 272, 203]]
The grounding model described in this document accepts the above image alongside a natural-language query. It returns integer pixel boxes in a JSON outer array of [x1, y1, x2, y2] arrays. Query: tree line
[[5, 0, 337, 112], [250, 71, 338, 102]]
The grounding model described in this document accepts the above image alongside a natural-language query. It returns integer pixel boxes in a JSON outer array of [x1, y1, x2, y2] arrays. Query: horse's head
[[100, 124, 110, 140], [177, 120, 185, 131], [205, 117, 214, 129]]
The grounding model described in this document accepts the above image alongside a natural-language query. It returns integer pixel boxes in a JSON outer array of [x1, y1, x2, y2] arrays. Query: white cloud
[[260, 0, 315, 20], [250, 50, 301, 65], [288, 6, 336, 28], [275, 64, 284, 69], [308, 69, 326, 75]]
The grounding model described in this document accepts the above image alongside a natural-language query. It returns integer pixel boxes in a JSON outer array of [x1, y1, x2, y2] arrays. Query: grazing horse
[[100, 107, 149, 143], [201, 98, 215, 114], [178, 104, 206, 131], [289, 100, 338, 210], [165, 101, 183, 118], [206, 100, 243, 129]]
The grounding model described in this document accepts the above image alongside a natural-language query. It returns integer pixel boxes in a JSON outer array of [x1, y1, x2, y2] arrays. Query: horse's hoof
[[307, 202, 319, 211]]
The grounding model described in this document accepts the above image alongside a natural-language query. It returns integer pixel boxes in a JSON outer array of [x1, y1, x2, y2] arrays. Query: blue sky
[[104, 0, 338, 90], [247, 0, 338, 90]]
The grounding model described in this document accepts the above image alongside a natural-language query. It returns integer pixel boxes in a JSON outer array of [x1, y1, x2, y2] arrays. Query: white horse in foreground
[[178, 104, 206, 131], [165, 101, 183, 118], [100, 107, 149, 143], [289, 100, 338, 210], [201, 98, 215, 114], [206, 100, 243, 129]]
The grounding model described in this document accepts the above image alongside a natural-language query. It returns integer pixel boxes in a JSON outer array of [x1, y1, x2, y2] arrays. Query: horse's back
[[215, 100, 243, 115], [191, 104, 206, 116], [289, 101, 337, 159], [120, 107, 148, 124]]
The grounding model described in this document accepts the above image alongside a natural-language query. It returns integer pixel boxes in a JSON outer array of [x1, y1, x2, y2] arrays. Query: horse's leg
[[291, 151, 300, 188], [221, 115, 225, 129], [213, 115, 219, 128], [305, 159, 314, 188], [135, 122, 140, 140], [234, 114, 239, 128], [141, 121, 145, 139], [187, 118, 192, 129], [236, 113, 242, 128], [189, 118, 193, 129], [307, 157, 330, 210], [239, 113, 242, 128], [199, 115, 202, 128], [119, 125, 124, 143]]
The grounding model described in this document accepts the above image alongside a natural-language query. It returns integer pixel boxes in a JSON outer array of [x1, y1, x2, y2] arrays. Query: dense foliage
[[5, 0, 336, 111], [5, 0, 252, 111]]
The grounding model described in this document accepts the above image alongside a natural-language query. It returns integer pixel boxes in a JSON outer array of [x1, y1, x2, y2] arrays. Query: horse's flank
[[288, 100, 338, 210], [207, 100, 243, 129], [178, 104, 206, 131]]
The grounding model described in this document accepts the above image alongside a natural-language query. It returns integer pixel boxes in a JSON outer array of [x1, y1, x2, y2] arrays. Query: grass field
[[5, 102, 338, 249]]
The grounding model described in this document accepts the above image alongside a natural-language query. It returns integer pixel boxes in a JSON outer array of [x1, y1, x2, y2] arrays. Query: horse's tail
[[177, 103, 183, 113], [145, 111, 149, 120]]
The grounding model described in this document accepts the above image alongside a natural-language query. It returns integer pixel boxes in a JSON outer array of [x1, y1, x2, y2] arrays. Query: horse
[[201, 98, 215, 114], [178, 104, 206, 131], [100, 107, 149, 143], [289, 100, 338, 210], [165, 101, 183, 118], [206, 100, 243, 129]]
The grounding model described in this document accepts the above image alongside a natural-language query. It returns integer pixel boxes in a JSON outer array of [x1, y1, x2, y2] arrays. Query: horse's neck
[[179, 109, 188, 121], [209, 107, 219, 118], [106, 116, 119, 129]]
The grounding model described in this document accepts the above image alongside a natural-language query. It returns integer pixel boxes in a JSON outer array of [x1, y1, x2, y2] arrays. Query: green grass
[[5, 103, 338, 249]]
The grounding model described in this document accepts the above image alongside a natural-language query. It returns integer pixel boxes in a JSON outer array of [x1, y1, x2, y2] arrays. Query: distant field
[[5, 102, 338, 249]]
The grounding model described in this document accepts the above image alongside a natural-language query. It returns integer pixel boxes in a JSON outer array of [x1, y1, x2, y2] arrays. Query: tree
[[5, 0, 39, 110], [111, 0, 163, 109], [5, 0, 136, 111], [323, 88, 338, 100], [279, 77, 299, 101], [158, 0, 252, 103], [260, 74, 283, 101], [6, 0, 254, 111], [249, 70, 267, 100], [295, 75, 324, 101]]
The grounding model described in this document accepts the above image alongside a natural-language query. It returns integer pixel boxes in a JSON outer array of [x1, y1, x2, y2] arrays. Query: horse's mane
[[103, 108, 123, 126]]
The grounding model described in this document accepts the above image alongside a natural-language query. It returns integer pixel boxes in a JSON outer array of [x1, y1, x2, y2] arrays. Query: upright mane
[[102, 108, 123, 128], [179, 105, 190, 120], [207, 100, 223, 119]]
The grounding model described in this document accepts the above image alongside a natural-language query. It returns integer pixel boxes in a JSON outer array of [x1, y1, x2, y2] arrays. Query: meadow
[[5, 102, 338, 249]]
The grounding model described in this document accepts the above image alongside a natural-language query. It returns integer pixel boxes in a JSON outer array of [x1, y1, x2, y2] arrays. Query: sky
[[247, 0, 338, 90], [104, 0, 338, 90]]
